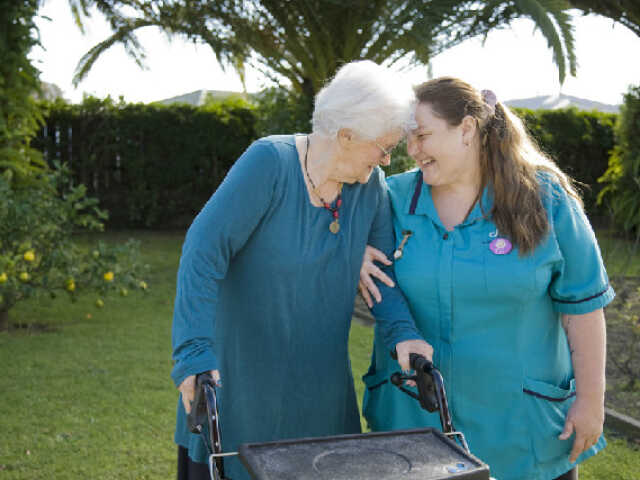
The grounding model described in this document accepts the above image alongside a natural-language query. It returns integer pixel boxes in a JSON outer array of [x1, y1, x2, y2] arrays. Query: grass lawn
[[1, 230, 639, 479]]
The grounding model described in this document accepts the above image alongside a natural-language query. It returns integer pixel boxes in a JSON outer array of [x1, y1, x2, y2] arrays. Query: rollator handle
[[187, 372, 217, 434], [390, 350, 439, 412], [390, 350, 470, 452], [186, 372, 230, 480]]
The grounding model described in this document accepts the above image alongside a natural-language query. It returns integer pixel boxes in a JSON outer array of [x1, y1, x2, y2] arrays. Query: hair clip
[[393, 230, 413, 260], [481, 89, 497, 112]]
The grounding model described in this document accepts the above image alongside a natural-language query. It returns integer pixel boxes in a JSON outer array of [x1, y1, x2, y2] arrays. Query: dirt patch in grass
[[6, 321, 59, 334], [606, 277, 640, 421]]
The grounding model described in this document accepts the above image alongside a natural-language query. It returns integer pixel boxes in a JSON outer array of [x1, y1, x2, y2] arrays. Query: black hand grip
[[390, 350, 438, 413], [409, 353, 433, 373], [390, 350, 433, 372], [187, 372, 216, 434]]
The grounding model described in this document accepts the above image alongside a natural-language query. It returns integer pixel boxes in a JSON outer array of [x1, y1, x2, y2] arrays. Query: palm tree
[[66, 0, 582, 99]]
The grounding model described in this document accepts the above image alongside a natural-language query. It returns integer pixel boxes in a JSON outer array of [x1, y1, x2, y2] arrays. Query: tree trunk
[[0, 309, 8, 331], [300, 77, 315, 131]]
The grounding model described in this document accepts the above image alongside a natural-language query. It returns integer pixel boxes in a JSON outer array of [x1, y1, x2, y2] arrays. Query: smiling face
[[407, 102, 480, 189], [335, 128, 404, 184]]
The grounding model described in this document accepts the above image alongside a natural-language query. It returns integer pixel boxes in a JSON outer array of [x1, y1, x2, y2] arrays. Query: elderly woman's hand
[[559, 393, 604, 463], [359, 245, 395, 308], [395, 339, 434, 373], [178, 370, 221, 414]]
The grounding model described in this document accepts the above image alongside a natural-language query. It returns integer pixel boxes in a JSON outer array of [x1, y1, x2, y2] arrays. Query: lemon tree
[[0, 163, 147, 330]]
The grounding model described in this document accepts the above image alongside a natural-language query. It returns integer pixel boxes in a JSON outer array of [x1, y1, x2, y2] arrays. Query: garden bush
[[35, 94, 619, 228], [0, 163, 148, 330], [598, 84, 640, 232], [35, 96, 257, 228], [513, 107, 616, 219]]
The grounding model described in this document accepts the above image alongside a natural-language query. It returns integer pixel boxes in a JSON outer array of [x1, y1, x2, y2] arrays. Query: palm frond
[[72, 17, 154, 86]]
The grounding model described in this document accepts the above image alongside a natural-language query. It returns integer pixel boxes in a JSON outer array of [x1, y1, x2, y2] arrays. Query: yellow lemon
[[139, 280, 148, 290], [19, 272, 30, 282], [66, 279, 76, 292], [0, 272, 7, 284], [103, 271, 114, 282], [95, 299, 104, 308], [23, 250, 36, 262]]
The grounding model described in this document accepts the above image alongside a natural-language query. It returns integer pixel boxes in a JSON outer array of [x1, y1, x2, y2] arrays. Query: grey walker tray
[[188, 353, 491, 479]]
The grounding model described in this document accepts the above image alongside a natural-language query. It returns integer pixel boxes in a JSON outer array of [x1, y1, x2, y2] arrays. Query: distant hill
[[158, 89, 620, 114], [504, 94, 619, 113], [155, 89, 247, 106]]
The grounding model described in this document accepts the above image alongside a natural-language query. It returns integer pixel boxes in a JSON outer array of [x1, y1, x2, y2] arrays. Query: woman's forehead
[[376, 128, 404, 145], [413, 103, 441, 129]]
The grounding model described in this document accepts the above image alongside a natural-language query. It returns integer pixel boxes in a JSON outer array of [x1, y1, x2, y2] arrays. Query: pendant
[[329, 219, 340, 234]]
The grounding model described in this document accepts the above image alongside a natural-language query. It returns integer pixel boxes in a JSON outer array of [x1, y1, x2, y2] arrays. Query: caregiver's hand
[[359, 245, 394, 308], [178, 370, 221, 414], [558, 394, 604, 463]]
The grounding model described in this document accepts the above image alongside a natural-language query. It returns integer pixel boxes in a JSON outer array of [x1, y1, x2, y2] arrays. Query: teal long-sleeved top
[[171, 135, 422, 480], [363, 170, 615, 480]]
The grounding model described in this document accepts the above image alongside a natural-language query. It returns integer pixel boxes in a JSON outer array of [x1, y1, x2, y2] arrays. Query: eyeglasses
[[374, 141, 395, 159]]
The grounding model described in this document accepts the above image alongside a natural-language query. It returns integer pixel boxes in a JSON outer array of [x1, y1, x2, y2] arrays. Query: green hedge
[[598, 85, 640, 232], [513, 107, 617, 218], [34, 97, 257, 228], [34, 95, 616, 229]]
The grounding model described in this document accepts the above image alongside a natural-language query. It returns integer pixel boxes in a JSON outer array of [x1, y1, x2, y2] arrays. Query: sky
[[31, 0, 640, 106]]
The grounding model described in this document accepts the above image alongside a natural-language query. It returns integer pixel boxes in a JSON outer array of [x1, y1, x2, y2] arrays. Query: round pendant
[[393, 249, 403, 260], [489, 237, 513, 255], [329, 220, 340, 234]]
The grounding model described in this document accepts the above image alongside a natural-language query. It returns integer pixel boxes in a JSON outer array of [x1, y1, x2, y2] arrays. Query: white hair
[[312, 60, 415, 140]]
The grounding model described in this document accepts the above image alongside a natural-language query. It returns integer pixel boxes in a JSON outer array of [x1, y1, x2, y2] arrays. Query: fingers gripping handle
[[390, 350, 439, 412], [390, 349, 434, 372]]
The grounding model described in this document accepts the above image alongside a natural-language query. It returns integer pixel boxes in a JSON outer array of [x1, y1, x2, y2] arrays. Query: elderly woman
[[360, 77, 613, 480], [171, 60, 432, 480]]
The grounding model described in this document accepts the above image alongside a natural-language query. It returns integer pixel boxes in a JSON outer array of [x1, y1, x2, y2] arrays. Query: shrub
[[0, 0, 47, 183], [253, 87, 311, 136], [513, 107, 616, 219], [35, 96, 258, 228], [598, 85, 640, 232], [0, 163, 148, 330]]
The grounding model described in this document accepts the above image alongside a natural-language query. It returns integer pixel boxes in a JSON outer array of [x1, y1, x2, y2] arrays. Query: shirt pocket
[[522, 377, 576, 464]]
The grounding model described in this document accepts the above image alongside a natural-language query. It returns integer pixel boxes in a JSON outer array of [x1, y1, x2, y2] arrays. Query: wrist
[[575, 389, 605, 404]]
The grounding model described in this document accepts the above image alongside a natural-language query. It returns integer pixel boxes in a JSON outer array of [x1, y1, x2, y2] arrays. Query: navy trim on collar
[[409, 171, 423, 215]]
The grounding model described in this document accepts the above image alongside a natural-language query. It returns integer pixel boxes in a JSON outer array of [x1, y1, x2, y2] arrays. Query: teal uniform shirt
[[171, 136, 422, 480], [363, 170, 615, 480]]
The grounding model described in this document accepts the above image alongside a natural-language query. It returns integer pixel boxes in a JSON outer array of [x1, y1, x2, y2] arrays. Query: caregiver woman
[[360, 77, 613, 480], [170, 60, 432, 480]]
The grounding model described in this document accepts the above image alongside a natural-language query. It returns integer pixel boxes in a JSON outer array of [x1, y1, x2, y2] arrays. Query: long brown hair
[[414, 77, 582, 255]]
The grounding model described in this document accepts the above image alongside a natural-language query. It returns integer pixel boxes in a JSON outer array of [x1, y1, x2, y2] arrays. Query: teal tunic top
[[363, 170, 615, 480], [171, 136, 422, 480]]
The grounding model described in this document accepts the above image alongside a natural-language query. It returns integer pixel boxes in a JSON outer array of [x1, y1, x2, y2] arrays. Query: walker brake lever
[[390, 351, 439, 412]]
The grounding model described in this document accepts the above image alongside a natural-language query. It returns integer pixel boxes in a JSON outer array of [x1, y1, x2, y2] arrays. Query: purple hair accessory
[[481, 89, 497, 109]]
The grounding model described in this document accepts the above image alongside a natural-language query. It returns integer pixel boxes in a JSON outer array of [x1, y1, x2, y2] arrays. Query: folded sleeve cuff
[[551, 284, 615, 315], [381, 325, 424, 352], [171, 350, 218, 388]]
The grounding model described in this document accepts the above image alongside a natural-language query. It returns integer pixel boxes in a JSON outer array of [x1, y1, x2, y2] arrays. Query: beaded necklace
[[304, 135, 343, 234]]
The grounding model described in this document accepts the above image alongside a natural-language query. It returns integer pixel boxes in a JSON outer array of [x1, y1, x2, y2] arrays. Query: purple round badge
[[489, 237, 512, 255]]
